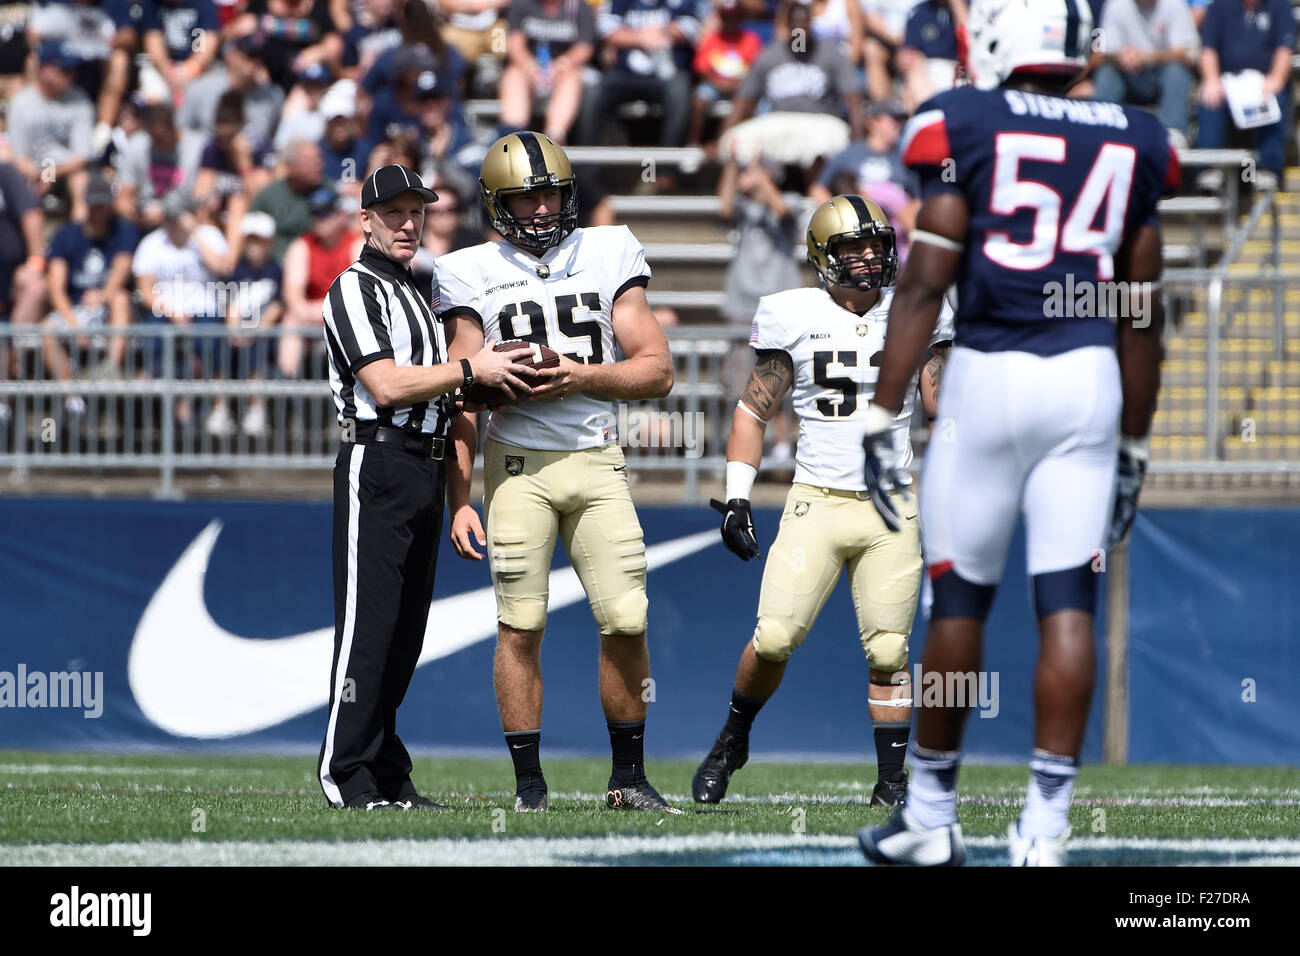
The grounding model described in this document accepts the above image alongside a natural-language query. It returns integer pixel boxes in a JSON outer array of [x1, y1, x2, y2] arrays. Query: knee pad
[[751, 617, 805, 663], [499, 597, 548, 634], [597, 587, 648, 636], [930, 563, 998, 621], [862, 630, 909, 674], [1032, 563, 1097, 617]]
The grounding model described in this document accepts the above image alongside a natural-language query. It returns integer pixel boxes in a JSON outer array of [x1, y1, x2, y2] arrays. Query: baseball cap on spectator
[[868, 98, 910, 120], [162, 190, 197, 220], [717, 0, 742, 12], [321, 85, 356, 120], [309, 186, 345, 217], [298, 62, 332, 86], [38, 41, 79, 71], [360, 164, 438, 208], [413, 70, 445, 100], [241, 211, 276, 239], [86, 177, 115, 207]]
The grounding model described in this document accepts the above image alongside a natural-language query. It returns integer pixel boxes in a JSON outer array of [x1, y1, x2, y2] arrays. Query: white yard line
[[4, 834, 1300, 867]]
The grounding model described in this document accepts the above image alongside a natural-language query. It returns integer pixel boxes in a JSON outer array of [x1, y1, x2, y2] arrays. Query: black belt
[[354, 422, 446, 460]]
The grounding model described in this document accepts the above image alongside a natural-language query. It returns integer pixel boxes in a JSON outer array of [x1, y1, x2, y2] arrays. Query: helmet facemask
[[818, 225, 898, 292], [483, 175, 579, 255]]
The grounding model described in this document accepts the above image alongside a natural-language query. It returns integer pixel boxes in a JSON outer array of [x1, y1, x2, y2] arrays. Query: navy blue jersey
[[902, 85, 1180, 356], [48, 218, 139, 303], [1202, 0, 1295, 74], [142, 0, 218, 62]]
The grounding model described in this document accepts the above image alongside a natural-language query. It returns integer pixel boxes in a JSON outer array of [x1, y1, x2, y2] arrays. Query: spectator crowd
[[0, 0, 1294, 437]]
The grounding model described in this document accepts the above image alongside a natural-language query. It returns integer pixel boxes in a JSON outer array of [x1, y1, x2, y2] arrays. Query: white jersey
[[750, 286, 955, 491], [434, 225, 651, 451]]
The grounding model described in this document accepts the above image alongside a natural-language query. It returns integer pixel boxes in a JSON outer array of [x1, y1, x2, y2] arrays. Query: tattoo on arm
[[741, 349, 795, 421], [925, 348, 947, 402]]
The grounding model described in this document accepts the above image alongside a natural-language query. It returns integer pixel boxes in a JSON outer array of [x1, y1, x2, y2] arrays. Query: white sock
[[901, 743, 961, 830], [1018, 749, 1078, 838]]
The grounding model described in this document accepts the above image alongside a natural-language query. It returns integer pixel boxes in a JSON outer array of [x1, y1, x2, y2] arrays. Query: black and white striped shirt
[[323, 243, 451, 436]]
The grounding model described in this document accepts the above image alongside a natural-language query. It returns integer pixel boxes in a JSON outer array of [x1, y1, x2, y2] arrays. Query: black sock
[[608, 720, 645, 783], [873, 721, 909, 783], [505, 730, 542, 779], [723, 688, 766, 738]]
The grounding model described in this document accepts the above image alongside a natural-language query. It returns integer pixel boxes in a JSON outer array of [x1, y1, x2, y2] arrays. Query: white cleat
[[1008, 822, 1071, 866], [859, 809, 966, 866]]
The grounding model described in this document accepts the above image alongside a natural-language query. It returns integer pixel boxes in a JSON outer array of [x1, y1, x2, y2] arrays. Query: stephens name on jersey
[[752, 286, 954, 491], [434, 224, 651, 450], [901, 85, 1180, 356]]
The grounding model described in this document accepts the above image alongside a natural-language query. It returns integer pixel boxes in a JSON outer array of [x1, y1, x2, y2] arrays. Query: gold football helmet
[[479, 131, 579, 254], [806, 195, 898, 292]]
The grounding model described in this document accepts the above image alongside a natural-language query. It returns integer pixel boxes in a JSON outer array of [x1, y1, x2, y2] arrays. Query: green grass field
[[2, 751, 1297, 865]]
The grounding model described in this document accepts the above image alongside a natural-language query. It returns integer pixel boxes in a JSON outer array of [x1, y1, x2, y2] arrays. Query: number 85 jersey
[[751, 286, 954, 492], [434, 225, 651, 450]]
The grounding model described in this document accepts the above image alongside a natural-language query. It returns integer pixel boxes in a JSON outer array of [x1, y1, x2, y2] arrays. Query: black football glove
[[710, 497, 760, 561], [862, 402, 914, 534], [1105, 437, 1150, 549]]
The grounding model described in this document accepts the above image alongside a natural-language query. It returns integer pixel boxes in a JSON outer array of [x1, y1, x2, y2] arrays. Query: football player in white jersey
[[693, 196, 953, 806], [437, 132, 679, 814]]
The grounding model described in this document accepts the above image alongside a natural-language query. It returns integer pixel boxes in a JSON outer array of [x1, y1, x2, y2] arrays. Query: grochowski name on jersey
[[752, 285, 954, 492], [434, 224, 651, 451]]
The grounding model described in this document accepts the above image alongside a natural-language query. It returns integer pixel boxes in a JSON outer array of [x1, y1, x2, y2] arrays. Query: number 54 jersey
[[433, 225, 651, 451], [901, 86, 1180, 356], [751, 285, 954, 492]]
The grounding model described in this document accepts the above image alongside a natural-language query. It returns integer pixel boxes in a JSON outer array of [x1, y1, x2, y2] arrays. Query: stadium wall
[[0, 498, 1294, 764]]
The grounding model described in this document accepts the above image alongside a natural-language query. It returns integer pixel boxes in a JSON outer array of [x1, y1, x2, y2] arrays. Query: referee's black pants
[[318, 436, 446, 807]]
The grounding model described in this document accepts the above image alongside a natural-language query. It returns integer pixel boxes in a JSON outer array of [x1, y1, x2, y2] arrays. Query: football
[[464, 339, 561, 408]]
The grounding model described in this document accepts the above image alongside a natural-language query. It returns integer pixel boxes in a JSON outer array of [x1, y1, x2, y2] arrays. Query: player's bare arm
[[730, 347, 794, 466], [1106, 221, 1165, 547], [1114, 223, 1165, 439], [528, 284, 674, 400], [861, 194, 965, 532], [446, 313, 491, 560], [711, 348, 795, 562], [873, 194, 968, 414]]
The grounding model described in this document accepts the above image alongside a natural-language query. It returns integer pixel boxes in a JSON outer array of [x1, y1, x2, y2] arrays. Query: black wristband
[[460, 358, 473, 389]]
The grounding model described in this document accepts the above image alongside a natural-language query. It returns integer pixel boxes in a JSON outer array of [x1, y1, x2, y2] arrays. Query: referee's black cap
[[361, 164, 439, 209]]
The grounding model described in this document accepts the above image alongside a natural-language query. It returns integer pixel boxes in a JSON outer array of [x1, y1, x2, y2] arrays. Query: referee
[[318, 164, 534, 810]]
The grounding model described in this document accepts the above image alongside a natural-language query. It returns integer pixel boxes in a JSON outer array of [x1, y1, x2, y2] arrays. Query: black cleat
[[342, 791, 400, 811], [870, 771, 908, 807], [605, 771, 683, 814], [514, 771, 549, 812], [393, 793, 451, 810], [692, 730, 749, 804]]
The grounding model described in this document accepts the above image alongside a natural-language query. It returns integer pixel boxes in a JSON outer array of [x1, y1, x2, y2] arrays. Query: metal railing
[[1, 289, 1295, 498]]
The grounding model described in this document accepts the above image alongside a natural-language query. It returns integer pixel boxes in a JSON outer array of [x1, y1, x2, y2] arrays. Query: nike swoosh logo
[[567, 269, 584, 277], [891, 741, 908, 748], [613, 465, 626, 472], [128, 521, 717, 739], [511, 744, 529, 750]]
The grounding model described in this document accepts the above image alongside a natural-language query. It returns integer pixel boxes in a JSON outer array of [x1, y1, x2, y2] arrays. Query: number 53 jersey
[[751, 285, 954, 492], [433, 224, 651, 450], [901, 86, 1180, 356]]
